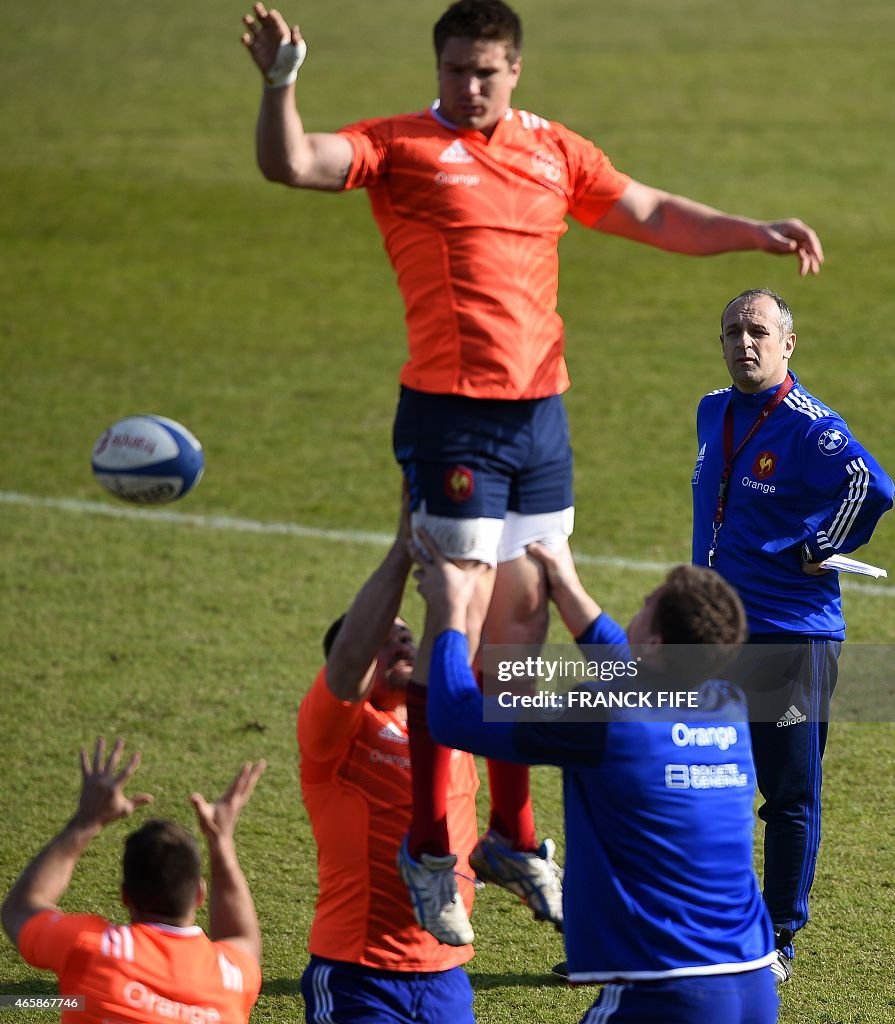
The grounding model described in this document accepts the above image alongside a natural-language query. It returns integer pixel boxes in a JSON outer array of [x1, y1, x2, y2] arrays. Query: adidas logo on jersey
[[776, 704, 807, 728], [439, 140, 474, 164], [377, 722, 408, 745]]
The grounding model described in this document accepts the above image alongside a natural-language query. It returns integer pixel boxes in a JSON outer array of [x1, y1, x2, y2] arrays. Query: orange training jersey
[[18, 912, 261, 1024], [297, 667, 479, 970], [339, 105, 630, 400]]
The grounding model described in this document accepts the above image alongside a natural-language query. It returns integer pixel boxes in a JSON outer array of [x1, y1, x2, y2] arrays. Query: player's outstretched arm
[[1, 737, 153, 947], [191, 761, 266, 963], [595, 180, 824, 277], [527, 541, 602, 639], [326, 488, 415, 702], [241, 4, 354, 190]]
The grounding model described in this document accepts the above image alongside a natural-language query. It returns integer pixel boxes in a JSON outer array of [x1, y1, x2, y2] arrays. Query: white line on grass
[[1, 490, 891, 598]]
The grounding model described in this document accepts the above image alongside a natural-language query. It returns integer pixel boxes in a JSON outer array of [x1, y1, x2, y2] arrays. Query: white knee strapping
[[411, 502, 504, 567], [497, 507, 575, 563]]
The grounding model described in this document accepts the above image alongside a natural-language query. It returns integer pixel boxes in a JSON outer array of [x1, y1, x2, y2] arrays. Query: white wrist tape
[[264, 38, 308, 88]]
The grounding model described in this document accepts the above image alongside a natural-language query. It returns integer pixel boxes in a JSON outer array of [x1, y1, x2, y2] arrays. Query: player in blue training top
[[412, 529, 779, 1024], [692, 289, 893, 983]]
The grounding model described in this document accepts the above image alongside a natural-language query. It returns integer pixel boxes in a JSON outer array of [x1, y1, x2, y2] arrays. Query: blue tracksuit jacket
[[691, 372, 893, 638]]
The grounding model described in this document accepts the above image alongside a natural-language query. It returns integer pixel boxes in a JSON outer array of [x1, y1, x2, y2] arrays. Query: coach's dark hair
[[722, 288, 794, 336], [651, 565, 747, 683], [122, 820, 201, 920], [434, 0, 523, 63], [323, 613, 347, 658]]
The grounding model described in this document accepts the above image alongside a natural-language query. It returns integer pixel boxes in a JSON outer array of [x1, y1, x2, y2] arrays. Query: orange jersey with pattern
[[297, 668, 479, 970], [18, 911, 260, 1024], [339, 106, 630, 400]]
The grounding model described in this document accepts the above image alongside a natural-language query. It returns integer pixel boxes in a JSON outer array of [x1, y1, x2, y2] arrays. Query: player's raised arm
[[191, 760, 266, 963], [241, 4, 354, 190], [1, 738, 153, 947], [595, 179, 824, 277], [325, 489, 415, 702]]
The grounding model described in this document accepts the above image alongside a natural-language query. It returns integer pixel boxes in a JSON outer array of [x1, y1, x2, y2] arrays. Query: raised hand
[[74, 737, 153, 831], [241, 4, 301, 78], [191, 761, 267, 844]]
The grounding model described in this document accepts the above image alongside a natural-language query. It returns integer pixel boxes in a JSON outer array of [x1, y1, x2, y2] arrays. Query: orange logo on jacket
[[753, 451, 777, 479], [444, 466, 475, 502]]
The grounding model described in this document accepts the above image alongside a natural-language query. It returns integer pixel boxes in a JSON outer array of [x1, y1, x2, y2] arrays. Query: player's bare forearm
[[527, 542, 602, 639], [191, 762, 263, 960], [1, 818, 100, 946], [599, 185, 764, 253], [597, 181, 823, 275], [326, 539, 413, 701], [427, 602, 470, 641], [206, 839, 262, 961]]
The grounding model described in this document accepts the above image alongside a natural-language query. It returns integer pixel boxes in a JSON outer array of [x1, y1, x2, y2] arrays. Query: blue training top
[[427, 615, 776, 984], [691, 372, 893, 638]]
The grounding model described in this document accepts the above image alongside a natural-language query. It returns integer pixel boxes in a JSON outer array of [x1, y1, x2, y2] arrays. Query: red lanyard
[[707, 373, 794, 567]]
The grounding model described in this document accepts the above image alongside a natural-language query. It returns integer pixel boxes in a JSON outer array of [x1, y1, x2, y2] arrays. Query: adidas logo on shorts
[[776, 704, 808, 728]]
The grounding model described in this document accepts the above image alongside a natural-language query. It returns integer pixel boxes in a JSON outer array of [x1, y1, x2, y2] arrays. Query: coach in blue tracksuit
[[413, 530, 779, 1024], [692, 288, 893, 983]]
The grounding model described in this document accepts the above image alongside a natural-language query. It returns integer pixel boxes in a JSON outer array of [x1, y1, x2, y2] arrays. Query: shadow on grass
[[470, 971, 569, 990], [260, 972, 568, 997], [0, 980, 58, 996], [261, 978, 303, 997]]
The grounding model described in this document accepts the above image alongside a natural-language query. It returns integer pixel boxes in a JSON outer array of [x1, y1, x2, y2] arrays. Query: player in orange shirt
[[241, 0, 824, 944], [2, 738, 264, 1024], [297, 496, 480, 1021]]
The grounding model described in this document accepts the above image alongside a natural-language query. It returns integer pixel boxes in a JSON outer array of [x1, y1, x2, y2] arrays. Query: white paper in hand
[[819, 554, 888, 578]]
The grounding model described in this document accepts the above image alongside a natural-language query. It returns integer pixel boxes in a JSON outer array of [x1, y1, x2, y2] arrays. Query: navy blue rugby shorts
[[392, 387, 574, 519], [300, 955, 475, 1024], [580, 969, 778, 1024]]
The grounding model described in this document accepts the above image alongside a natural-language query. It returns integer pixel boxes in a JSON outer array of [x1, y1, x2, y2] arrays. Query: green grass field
[[1, 1, 894, 1021]]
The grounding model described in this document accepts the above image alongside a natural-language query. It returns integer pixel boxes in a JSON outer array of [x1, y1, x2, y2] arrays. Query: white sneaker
[[769, 948, 794, 983], [397, 837, 474, 946], [469, 830, 563, 930], [769, 929, 794, 983]]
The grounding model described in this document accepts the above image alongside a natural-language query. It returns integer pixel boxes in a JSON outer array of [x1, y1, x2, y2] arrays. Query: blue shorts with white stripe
[[580, 969, 778, 1024], [300, 955, 475, 1024]]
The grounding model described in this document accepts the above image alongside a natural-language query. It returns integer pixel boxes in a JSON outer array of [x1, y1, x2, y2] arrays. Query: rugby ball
[[91, 415, 204, 505]]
